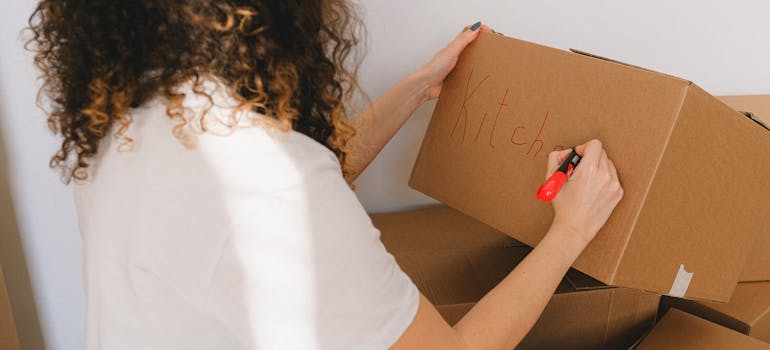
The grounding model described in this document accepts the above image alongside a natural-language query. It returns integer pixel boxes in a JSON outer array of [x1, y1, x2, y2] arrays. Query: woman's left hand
[[418, 21, 494, 102]]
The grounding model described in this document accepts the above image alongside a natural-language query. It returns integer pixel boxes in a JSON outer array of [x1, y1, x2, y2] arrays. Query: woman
[[28, 1, 622, 349]]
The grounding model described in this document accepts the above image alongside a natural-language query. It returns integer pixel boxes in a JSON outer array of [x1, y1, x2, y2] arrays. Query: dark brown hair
[[27, 0, 363, 182]]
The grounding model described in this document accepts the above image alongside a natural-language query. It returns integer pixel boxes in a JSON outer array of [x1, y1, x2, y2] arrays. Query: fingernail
[[470, 21, 481, 31]]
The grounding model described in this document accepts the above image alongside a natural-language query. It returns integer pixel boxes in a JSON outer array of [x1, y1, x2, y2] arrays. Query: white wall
[[1, 1, 769, 349], [0, 1, 85, 349], [354, 0, 770, 212]]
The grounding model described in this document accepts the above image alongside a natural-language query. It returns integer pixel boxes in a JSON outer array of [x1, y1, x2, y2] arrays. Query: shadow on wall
[[0, 93, 46, 348]]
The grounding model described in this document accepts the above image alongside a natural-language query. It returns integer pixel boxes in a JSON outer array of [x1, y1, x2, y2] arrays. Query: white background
[[1, 1, 769, 348]]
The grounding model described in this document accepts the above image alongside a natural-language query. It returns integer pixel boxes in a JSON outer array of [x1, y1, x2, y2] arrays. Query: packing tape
[[667, 264, 693, 298]]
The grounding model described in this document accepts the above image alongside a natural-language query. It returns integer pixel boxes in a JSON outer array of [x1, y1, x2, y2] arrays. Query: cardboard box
[[637, 309, 770, 349], [409, 32, 770, 302], [0, 268, 21, 350], [719, 94, 770, 128], [662, 281, 770, 344], [372, 207, 660, 350], [718, 94, 770, 282]]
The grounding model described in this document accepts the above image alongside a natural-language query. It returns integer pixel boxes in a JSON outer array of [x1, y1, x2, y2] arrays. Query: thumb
[[446, 22, 486, 54]]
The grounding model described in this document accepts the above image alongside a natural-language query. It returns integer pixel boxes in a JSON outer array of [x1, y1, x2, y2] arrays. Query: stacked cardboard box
[[373, 206, 770, 348], [662, 282, 770, 344], [636, 309, 770, 349], [372, 208, 659, 350], [385, 32, 769, 347]]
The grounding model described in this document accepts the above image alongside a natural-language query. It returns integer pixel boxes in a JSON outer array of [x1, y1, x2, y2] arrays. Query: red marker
[[536, 149, 581, 202]]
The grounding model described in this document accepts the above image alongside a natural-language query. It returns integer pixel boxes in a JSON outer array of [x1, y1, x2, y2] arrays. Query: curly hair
[[26, 0, 363, 182]]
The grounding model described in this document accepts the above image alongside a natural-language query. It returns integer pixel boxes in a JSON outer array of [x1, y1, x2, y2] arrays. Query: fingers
[[460, 21, 482, 33], [546, 148, 574, 179], [447, 22, 482, 46], [446, 29, 479, 55], [447, 21, 489, 54], [574, 139, 602, 170]]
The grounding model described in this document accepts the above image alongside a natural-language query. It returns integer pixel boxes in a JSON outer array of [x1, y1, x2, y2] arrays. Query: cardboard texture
[[372, 207, 660, 350], [637, 309, 770, 350], [0, 268, 21, 350], [718, 94, 770, 282], [662, 281, 770, 344], [409, 32, 770, 302]]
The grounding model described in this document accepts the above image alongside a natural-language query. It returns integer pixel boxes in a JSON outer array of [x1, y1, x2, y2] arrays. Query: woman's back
[[73, 82, 418, 349]]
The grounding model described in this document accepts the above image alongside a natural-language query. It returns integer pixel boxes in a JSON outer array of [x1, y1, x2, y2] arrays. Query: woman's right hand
[[546, 139, 624, 248]]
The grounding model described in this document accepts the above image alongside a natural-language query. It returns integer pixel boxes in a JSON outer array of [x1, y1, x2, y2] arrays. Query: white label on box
[[667, 264, 693, 298]]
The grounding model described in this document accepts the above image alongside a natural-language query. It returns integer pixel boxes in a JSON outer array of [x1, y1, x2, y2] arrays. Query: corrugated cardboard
[[409, 32, 770, 302], [0, 268, 21, 350], [662, 281, 770, 344], [637, 309, 770, 350], [718, 94, 770, 282], [372, 207, 659, 350]]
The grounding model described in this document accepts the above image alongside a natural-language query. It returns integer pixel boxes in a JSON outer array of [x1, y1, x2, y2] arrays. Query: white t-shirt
[[73, 80, 419, 350]]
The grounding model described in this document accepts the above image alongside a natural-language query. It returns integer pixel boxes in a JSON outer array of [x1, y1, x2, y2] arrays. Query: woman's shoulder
[[84, 76, 341, 190]]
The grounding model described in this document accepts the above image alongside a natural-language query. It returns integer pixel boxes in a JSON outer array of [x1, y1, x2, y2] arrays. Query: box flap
[[564, 269, 609, 290], [615, 85, 770, 302], [372, 208, 534, 305], [372, 206, 524, 253], [637, 309, 770, 350], [519, 288, 659, 349], [663, 282, 770, 344], [603, 288, 661, 349], [755, 309, 770, 344], [370, 206, 525, 252], [569, 48, 689, 83], [701, 282, 770, 327], [374, 209, 659, 349], [373, 208, 583, 306], [391, 246, 529, 305], [719, 94, 770, 132], [718, 94, 770, 282], [740, 112, 770, 131]]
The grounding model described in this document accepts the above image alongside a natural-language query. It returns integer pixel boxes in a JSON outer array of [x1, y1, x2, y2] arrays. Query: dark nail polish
[[470, 21, 481, 31]]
